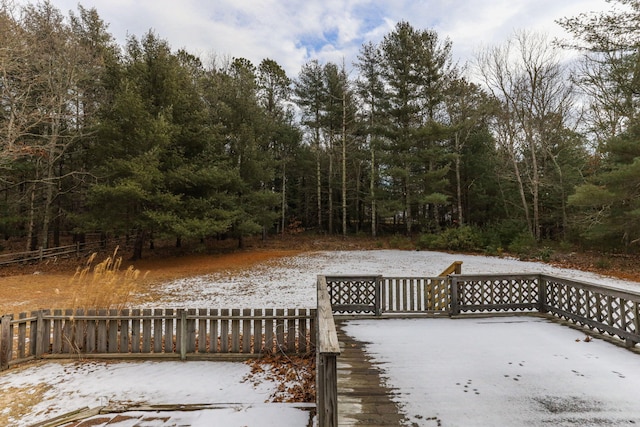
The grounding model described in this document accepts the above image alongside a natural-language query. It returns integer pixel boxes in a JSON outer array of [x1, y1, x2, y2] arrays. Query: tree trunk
[[316, 132, 322, 232], [530, 147, 541, 241], [342, 93, 348, 238], [26, 182, 37, 251], [370, 138, 376, 237], [132, 230, 146, 260], [328, 151, 333, 234], [40, 160, 56, 250], [455, 134, 464, 226], [281, 163, 286, 235], [405, 180, 412, 235]]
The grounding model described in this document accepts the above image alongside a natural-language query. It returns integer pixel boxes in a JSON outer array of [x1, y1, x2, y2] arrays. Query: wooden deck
[[335, 321, 406, 426]]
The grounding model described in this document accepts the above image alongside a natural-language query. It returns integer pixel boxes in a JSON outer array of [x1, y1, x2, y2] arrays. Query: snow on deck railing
[[0, 308, 315, 371]]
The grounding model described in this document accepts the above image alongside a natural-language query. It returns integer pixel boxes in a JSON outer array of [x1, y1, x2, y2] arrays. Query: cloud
[[12, 0, 616, 77]]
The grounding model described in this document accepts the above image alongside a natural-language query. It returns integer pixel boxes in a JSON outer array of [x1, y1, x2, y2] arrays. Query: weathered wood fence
[[0, 241, 105, 266], [0, 308, 315, 370]]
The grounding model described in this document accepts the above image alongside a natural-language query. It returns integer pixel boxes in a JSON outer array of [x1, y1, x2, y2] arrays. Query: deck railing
[[324, 273, 640, 349], [316, 276, 340, 427]]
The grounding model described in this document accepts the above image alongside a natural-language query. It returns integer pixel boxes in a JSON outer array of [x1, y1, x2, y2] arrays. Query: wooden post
[[317, 276, 340, 427], [633, 302, 640, 348], [450, 276, 459, 316], [319, 353, 338, 427], [187, 308, 196, 353], [375, 275, 383, 316], [538, 275, 547, 313], [0, 315, 12, 371]]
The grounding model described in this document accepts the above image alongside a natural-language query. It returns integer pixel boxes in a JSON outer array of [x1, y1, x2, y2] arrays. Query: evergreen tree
[[559, 1, 640, 248], [378, 21, 454, 234], [294, 60, 326, 231], [355, 41, 388, 236]]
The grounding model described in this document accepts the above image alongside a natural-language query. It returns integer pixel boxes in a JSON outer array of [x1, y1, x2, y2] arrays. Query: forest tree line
[[1, 0, 639, 258]]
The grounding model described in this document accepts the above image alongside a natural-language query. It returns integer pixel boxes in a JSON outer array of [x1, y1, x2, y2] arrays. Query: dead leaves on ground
[[244, 354, 316, 403]]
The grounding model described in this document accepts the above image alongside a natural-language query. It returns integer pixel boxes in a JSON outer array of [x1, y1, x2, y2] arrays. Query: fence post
[[39, 246, 43, 261], [454, 261, 462, 274], [1, 315, 12, 371], [450, 276, 459, 316], [538, 275, 547, 314], [375, 275, 383, 316]]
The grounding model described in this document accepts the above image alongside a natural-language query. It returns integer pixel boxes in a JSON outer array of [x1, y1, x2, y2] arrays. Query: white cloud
[[12, 0, 616, 76]]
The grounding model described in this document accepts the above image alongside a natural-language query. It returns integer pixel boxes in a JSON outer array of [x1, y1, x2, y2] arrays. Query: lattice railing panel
[[454, 275, 540, 313], [322, 273, 640, 348], [325, 276, 379, 314], [543, 276, 640, 345]]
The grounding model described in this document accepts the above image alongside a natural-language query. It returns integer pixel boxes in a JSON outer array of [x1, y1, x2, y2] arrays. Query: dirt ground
[[0, 235, 639, 316], [0, 235, 378, 316]]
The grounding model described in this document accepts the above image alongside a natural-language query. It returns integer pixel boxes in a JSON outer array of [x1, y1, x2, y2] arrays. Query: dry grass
[[69, 247, 148, 311], [0, 383, 51, 426]]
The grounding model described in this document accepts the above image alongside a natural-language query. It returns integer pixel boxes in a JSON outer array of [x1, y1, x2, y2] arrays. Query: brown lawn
[[0, 234, 638, 316]]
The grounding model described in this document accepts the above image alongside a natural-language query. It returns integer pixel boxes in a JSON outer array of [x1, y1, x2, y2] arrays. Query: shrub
[[537, 246, 554, 262], [508, 231, 537, 258], [440, 226, 482, 251], [389, 234, 414, 249], [417, 226, 482, 252], [481, 219, 529, 249], [416, 233, 439, 250]]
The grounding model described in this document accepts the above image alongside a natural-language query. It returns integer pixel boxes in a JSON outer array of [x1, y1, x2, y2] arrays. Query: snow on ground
[[143, 250, 640, 309], [342, 317, 640, 426], [0, 360, 311, 427], [3, 250, 640, 426]]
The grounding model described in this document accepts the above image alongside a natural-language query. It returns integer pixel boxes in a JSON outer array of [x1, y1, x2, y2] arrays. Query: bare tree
[[477, 31, 576, 241], [1, 3, 109, 249]]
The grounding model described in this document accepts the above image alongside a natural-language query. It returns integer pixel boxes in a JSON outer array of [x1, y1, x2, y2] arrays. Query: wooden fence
[[0, 241, 105, 266], [0, 308, 315, 370]]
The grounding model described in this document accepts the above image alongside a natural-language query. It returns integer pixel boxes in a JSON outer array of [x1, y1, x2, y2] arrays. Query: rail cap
[[317, 276, 341, 355]]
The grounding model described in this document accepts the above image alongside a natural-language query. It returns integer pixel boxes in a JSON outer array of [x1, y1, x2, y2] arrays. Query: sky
[[12, 0, 614, 77]]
